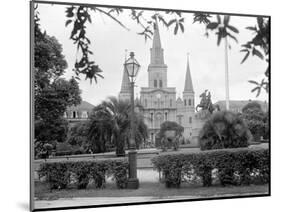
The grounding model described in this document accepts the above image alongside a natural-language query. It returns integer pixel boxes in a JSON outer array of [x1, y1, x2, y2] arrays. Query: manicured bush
[[38, 159, 129, 190], [38, 162, 70, 189], [240, 102, 267, 142], [199, 111, 251, 150], [152, 148, 269, 188]]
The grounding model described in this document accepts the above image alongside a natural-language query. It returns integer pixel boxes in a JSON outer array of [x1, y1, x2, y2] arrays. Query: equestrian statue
[[196, 90, 220, 114]]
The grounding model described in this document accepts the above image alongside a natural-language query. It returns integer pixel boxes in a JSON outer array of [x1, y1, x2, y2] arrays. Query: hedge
[[152, 148, 269, 188], [38, 159, 129, 190]]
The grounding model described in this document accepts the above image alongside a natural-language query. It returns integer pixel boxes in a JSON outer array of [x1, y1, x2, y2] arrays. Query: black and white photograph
[[30, 0, 270, 211]]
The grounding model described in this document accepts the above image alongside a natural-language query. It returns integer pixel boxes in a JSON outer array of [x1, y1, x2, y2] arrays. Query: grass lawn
[[35, 180, 269, 201]]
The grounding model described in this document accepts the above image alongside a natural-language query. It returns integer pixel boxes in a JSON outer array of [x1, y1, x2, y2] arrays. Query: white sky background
[[37, 3, 269, 106]]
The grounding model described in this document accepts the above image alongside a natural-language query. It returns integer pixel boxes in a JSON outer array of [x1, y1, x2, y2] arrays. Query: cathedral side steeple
[[148, 17, 168, 88], [119, 50, 131, 101], [183, 53, 194, 94], [120, 66, 130, 93], [118, 66, 131, 101], [182, 53, 195, 109]]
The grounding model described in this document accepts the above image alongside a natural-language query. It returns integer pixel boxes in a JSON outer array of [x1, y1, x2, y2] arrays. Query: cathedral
[[119, 20, 196, 145]]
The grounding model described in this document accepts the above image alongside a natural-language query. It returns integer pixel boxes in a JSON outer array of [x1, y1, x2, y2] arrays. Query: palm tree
[[88, 96, 148, 156], [207, 15, 239, 110]]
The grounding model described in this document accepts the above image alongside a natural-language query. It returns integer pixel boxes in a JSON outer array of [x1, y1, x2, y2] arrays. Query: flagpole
[[225, 37, 230, 110]]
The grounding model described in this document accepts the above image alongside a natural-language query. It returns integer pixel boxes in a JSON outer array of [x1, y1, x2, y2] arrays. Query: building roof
[[215, 100, 268, 112], [67, 101, 94, 111], [176, 97, 183, 102]]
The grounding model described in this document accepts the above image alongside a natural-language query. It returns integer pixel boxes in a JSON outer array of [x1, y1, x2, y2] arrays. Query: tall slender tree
[[206, 15, 239, 110]]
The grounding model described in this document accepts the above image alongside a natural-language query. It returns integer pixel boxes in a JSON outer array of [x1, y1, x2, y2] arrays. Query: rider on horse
[[196, 90, 220, 114]]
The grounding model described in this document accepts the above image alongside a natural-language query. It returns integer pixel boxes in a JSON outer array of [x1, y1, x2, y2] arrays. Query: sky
[[36, 3, 269, 106]]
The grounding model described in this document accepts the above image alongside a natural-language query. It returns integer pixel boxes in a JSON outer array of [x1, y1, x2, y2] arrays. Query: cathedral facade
[[119, 21, 195, 144]]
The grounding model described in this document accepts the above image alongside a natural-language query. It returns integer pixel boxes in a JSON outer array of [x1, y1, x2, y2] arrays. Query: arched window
[[82, 111, 88, 118], [170, 99, 172, 107], [144, 99, 147, 107], [165, 112, 168, 121], [154, 79, 157, 88], [189, 117, 192, 123], [177, 115, 182, 125], [184, 99, 187, 106], [72, 111, 76, 118], [159, 80, 163, 88], [188, 99, 192, 106]]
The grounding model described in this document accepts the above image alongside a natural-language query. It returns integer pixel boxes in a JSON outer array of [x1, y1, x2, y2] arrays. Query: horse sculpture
[[196, 90, 220, 114]]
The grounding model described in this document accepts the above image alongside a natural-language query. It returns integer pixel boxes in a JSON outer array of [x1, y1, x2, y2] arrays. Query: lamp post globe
[[124, 51, 140, 189], [124, 52, 140, 82]]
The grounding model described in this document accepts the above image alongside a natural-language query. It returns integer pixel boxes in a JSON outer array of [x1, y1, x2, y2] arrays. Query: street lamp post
[[124, 52, 140, 189]]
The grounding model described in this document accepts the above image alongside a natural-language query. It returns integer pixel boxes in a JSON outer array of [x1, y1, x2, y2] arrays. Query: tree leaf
[[227, 25, 239, 33], [206, 22, 219, 30], [217, 15, 221, 24], [217, 33, 222, 46], [248, 80, 259, 85], [252, 48, 264, 60], [66, 6, 75, 18], [65, 20, 72, 27], [246, 26, 257, 31], [223, 15, 230, 25], [175, 11, 182, 17], [256, 87, 261, 97], [240, 49, 248, 52], [242, 43, 251, 49], [179, 18, 185, 22], [251, 86, 259, 93], [227, 33, 238, 43], [167, 19, 177, 27], [241, 51, 250, 64], [174, 23, 179, 35], [179, 22, 184, 33], [257, 17, 264, 30], [158, 16, 168, 27]]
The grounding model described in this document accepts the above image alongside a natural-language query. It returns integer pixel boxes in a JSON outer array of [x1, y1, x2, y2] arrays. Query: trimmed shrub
[[199, 111, 251, 150], [38, 159, 129, 190], [240, 102, 267, 142], [108, 160, 129, 189], [152, 148, 269, 188], [38, 162, 70, 189]]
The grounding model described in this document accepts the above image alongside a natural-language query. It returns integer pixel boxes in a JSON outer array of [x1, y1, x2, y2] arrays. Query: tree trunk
[[115, 134, 125, 157]]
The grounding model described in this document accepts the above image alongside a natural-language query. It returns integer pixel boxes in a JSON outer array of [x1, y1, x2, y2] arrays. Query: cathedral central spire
[[152, 18, 162, 49], [150, 18, 165, 65]]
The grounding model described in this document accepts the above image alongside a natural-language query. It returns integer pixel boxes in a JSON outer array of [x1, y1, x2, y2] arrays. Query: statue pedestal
[[192, 110, 212, 145]]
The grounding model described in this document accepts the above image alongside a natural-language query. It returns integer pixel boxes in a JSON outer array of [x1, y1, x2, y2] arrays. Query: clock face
[[156, 93, 161, 99]]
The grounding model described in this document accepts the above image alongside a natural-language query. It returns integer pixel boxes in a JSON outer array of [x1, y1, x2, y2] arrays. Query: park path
[[34, 191, 268, 209], [34, 196, 195, 209]]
